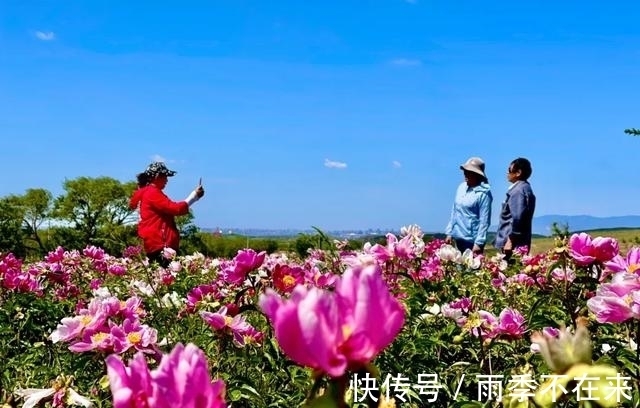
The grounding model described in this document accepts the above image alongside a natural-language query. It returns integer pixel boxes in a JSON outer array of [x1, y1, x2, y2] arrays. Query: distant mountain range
[[532, 215, 640, 236]]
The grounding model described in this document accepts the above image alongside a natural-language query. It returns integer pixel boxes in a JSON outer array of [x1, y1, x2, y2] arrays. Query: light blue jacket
[[444, 182, 493, 246]]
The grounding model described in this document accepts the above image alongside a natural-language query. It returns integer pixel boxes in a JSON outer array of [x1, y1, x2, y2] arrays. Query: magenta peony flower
[[569, 233, 619, 266], [258, 263, 405, 378], [496, 308, 527, 340], [233, 249, 266, 275], [106, 343, 227, 408]]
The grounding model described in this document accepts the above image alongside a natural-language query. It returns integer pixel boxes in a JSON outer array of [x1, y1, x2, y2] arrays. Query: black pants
[[455, 238, 484, 254], [502, 248, 514, 262], [501, 243, 530, 263], [147, 250, 170, 268]]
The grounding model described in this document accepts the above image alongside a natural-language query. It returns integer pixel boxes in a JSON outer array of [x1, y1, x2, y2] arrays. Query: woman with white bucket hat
[[444, 157, 493, 255]]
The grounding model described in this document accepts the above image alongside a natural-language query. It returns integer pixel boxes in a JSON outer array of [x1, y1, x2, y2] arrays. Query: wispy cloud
[[404, 0, 418, 3], [149, 154, 184, 164], [390, 58, 422, 67], [151, 154, 168, 163], [324, 158, 347, 169], [34, 31, 55, 41], [392, 160, 402, 168]]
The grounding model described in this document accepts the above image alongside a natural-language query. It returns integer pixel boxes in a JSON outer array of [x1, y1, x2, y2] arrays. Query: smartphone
[[199, 177, 202, 186]]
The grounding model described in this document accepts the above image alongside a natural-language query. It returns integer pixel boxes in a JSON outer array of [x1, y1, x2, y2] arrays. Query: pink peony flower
[[83, 245, 106, 260], [107, 264, 127, 276], [162, 247, 176, 260], [185, 284, 221, 313], [604, 247, 640, 275], [259, 263, 405, 378], [233, 249, 266, 275], [201, 306, 250, 333], [569, 233, 619, 266], [497, 308, 527, 340], [470, 311, 500, 339], [106, 343, 227, 408], [201, 307, 262, 348], [271, 264, 305, 293], [586, 274, 640, 324], [111, 319, 158, 354], [68, 328, 116, 353]]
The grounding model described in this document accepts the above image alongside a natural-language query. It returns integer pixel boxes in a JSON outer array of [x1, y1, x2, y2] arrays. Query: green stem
[[305, 372, 325, 403], [477, 331, 487, 374], [335, 375, 349, 408]]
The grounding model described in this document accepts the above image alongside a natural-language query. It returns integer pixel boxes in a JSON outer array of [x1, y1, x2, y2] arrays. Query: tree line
[[1, 176, 145, 259], [0, 176, 390, 261]]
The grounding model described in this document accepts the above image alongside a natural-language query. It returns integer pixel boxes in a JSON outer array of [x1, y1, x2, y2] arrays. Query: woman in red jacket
[[129, 162, 204, 266]]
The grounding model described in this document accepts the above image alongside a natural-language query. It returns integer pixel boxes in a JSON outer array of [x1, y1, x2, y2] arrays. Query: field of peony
[[0, 226, 639, 408]]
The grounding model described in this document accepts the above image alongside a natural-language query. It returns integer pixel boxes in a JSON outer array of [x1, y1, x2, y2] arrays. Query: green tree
[[6, 188, 53, 256], [550, 221, 570, 239], [0, 198, 27, 258], [292, 233, 316, 258], [52, 176, 137, 246], [176, 211, 204, 255], [624, 128, 640, 136]]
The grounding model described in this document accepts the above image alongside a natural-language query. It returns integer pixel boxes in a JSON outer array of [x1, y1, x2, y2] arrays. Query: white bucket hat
[[460, 157, 487, 179]]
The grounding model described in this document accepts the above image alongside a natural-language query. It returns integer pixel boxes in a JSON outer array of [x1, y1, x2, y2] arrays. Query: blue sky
[[1, 1, 640, 232]]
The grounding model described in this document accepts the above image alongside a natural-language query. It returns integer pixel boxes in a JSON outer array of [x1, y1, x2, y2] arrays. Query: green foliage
[[52, 176, 137, 245], [293, 233, 318, 258], [0, 198, 27, 258], [1, 230, 639, 407], [196, 233, 281, 258], [6, 188, 53, 256], [550, 222, 570, 240], [624, 128, 640, 136], [44, 227, 85, 254]]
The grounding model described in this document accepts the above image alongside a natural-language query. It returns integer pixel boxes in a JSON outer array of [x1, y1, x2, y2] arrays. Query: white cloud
[[149, 154, 183, 165], [35, 31, 55, 41], [324, 158, 347, 169], [392, 160, 402, 168], [151, 154, 167, 163], [404, 0, 418, 3], [390, 58, 422, 67]]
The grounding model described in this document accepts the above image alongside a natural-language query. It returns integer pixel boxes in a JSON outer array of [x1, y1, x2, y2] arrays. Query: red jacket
[[129, 186, 190, 254]]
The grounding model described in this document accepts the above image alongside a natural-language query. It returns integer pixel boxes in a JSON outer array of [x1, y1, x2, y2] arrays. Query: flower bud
[[530, 317, 592, 374]]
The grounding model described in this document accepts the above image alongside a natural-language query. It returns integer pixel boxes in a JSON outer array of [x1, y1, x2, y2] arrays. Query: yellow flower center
[[91, 332, 109, 344], [342, 324, 353, 340], [80, 315, 93, 326], [282, 275, 296, 288], [463, 315, 481, 331], [127, 332, 142, 344], [224, 316, 233, 326], [628, 263, 640, 273]]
